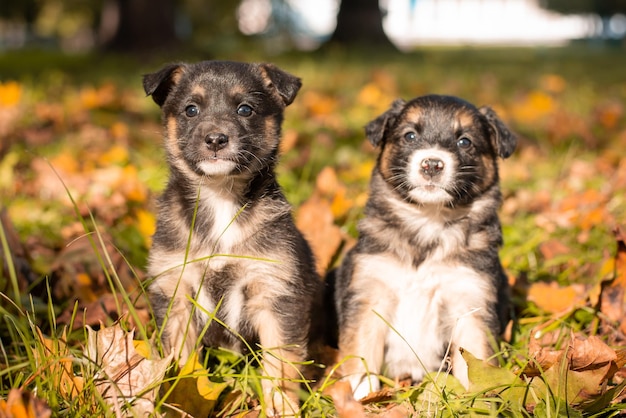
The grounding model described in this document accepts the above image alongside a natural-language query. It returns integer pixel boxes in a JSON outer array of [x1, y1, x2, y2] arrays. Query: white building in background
[[242, 0, 618, 49], [382, 0, 596, 49]]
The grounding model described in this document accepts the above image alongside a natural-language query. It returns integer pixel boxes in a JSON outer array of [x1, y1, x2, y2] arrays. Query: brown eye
[[237, 104, 253, 117], [457, 137, 472, 149], [185, 105, 199, 117]]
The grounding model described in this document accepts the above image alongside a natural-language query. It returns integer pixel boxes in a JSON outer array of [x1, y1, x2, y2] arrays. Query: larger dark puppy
[[143, 61, 322, 415], [334, 95, 516, 399]]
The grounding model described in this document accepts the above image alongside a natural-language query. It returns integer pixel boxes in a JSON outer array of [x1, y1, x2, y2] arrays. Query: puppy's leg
[[449, 311, 495, 389], [254, 309, 304, 417], [150, 272, 200, 365], [338, 287, 391, 399]]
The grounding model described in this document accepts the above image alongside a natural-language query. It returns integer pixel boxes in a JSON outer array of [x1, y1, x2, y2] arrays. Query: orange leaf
[[296, 196, 343, 275], [0, 389, 51, 418], [527, 281, 585, 313]]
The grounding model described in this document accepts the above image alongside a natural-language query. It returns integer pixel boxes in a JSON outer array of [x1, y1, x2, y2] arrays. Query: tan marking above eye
[[403, 106, 423, 124], [191, 85, 206, 98], [456, 111, 476, 131]]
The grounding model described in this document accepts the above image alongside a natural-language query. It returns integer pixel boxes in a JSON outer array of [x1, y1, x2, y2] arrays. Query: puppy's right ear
[[143, 63, 185, 107], [365, 99, 406, 147]]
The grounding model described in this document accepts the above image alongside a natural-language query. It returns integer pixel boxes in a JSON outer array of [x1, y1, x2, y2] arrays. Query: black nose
[[420, 158, 444, 177], [205, 133, 229, 151]]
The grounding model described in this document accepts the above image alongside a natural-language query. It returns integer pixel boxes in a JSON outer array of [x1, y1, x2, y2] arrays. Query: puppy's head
[[143, 61, 301, 178], [366, 95, 516, 207]]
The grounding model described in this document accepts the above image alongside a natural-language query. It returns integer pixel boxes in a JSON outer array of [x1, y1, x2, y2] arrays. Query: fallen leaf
[[523, 335, 563, 377], [84, 323, 171, 417], [527, 281, 585, 314], [463, 349, 528, 411], [569, 335, 617, 372], [296, 195, 343, 275], [0, 388, 51, 418], [600, 226, 626, 336], [165, 350, 230, 418], [34, 327, 84, 398], [324, 381, 367, 418]]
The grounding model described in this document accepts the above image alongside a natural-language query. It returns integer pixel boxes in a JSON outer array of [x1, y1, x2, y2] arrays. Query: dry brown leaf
[[0, 388, 51, 418], [84, 323, 171, 417], [296, 195, 343, 275], [600, 226, 626, 337], [523, 334, 563, 376], [523, 333, 623, 408], [324, 381, 367, 418], [569, 335, 617, 372]]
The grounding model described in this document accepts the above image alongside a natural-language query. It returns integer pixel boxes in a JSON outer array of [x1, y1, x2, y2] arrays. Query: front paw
[[351, 373, 380, 400]]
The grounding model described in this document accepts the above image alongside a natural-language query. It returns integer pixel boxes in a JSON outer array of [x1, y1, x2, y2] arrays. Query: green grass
[[1, 45, 626, 416]]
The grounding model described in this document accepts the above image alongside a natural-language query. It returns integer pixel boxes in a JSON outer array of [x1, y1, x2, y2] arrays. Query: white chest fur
[[196, 185, 245, 253], [353, 253, 492, 382]]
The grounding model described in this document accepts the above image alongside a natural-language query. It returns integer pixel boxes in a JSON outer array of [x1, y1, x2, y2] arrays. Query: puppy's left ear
[[479, 106, 517, 159], [258, 63, 302, 106], [143, 63, 185, 107]]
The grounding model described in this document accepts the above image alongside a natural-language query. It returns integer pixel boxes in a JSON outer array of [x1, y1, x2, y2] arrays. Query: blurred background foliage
[[1, 0, 625, 54]]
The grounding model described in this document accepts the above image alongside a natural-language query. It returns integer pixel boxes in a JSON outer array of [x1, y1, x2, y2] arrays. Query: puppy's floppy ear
[[257, 63, 302, 106], [365, 99, 406, 147], [143, 63, 185, 107], [479, 106, 517, 159]]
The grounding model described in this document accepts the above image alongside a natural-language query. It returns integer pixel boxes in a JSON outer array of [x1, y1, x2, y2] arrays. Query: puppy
[[333, 95, 516, 399], [143, 60, 323, 415]]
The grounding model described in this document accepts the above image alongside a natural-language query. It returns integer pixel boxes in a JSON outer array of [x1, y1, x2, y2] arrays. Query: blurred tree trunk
[[329, 0, 396, 48], [98, 0, 178, 52]]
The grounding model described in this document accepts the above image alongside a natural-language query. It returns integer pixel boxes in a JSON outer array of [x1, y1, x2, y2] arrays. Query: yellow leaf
[[133, 339, 153, 359], [100, 144, 129, 165], [136, 208, 156, 247], [167, 351, 229, 417], [0, 81, 22, 107]]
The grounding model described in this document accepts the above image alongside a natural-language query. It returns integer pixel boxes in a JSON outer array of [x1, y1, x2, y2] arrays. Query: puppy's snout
[[205, 132, 229, 151], [420, 158, 444, 177]]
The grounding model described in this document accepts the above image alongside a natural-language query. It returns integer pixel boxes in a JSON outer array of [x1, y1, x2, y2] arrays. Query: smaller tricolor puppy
[[143, 61, 323, 416], [334, 95, 516, 399]]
